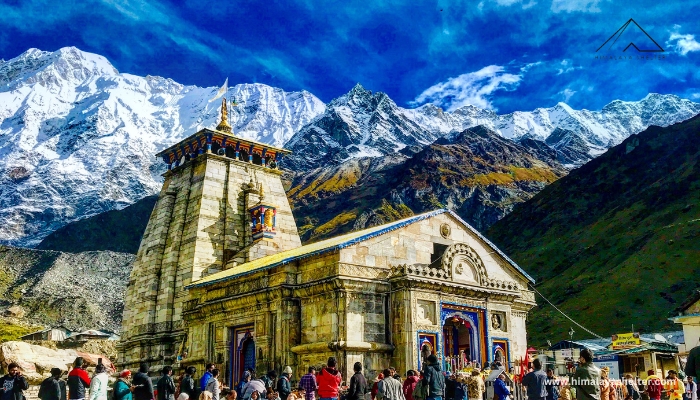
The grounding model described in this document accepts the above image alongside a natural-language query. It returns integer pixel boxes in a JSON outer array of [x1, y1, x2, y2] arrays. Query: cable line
[[528, 282, 605, 339]]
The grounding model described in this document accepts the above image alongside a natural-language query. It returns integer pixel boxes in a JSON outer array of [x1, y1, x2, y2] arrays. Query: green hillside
[[487, 115, 700, 345]]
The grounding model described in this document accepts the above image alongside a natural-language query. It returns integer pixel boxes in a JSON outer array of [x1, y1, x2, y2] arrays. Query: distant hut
[[20, 326, 72, 342]]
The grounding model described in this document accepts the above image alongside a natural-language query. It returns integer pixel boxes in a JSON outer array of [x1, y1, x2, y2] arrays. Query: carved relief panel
[[416, 299, 437, 325], [490, 311, 507, 332]]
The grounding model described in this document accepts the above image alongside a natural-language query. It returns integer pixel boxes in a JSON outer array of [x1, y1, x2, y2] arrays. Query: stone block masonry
[[118, 149, 301, 370]]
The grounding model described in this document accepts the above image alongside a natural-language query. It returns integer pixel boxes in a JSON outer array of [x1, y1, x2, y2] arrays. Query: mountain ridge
[[486, 114, 700, 344], [0, 47, 325, 247], [2, 46, 699, 247]]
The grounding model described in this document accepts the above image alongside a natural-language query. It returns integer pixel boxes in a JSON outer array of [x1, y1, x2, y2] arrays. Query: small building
[[69, 330, 112, 342], [20, 326, 72, 342], [548, 332, 682, 379], [101, 331, 121, 341], [546, 340, 608, 376], [670, 290, 700, 357]]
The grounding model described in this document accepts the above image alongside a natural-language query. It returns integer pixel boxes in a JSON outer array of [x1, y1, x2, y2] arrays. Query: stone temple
[[118, 99, 537, 384]]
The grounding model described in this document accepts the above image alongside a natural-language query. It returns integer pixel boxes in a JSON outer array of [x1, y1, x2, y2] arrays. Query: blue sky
[[1, 0, 699, 113]]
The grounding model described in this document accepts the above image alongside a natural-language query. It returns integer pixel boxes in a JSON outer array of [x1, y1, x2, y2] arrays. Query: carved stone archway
[[441, 243, 489, 285]]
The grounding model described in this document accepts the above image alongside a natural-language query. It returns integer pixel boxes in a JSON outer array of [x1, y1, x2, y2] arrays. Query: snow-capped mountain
[[2, 46, 699, 247], [0, 47, 324, 246], [283, 83, 443, 170], [285, 85, 700, 171]]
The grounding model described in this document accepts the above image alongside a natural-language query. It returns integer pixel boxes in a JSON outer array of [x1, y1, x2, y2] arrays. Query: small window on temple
[[431, 243, 449, 266]]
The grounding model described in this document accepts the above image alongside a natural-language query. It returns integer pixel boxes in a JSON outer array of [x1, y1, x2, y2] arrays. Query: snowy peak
[[283, 84, 438, 171], [0, 46, 118, 90], [0, 47, 325, 247], [285, 85, 700, 172]]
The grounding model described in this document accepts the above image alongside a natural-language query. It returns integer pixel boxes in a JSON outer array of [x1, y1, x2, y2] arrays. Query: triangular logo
[[596, 18, 665, 52]]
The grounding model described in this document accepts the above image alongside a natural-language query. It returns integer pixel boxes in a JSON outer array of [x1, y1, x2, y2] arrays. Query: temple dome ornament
[[216, 97, 232, 133]]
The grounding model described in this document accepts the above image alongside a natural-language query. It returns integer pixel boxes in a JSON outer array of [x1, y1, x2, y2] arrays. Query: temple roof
[[155, 128, 291, 164], [187, 209, 535, 289]]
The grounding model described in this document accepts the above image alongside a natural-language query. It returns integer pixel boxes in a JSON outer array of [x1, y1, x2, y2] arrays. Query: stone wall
[[177, 209, 535, 382], [119, 152, 301, 369]]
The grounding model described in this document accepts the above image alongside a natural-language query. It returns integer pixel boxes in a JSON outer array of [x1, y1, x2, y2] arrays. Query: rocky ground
[[0, 246, 134, 334]]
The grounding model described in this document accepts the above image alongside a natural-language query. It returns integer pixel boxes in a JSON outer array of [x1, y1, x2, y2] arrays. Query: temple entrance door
[[230, 328, 255, 387], [443, 316, 474, 371], [240, 337, 255, 376]]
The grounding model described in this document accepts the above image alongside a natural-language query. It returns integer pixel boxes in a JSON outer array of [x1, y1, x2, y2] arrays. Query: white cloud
[[556, 59, 580, 75], [493, 0, 538, 9], [551, 0, 606, 13], [667, 30, 700, 56], [520, 61, 543, 73], [558, 88, 576, 103], [412, 65, 522, 111]]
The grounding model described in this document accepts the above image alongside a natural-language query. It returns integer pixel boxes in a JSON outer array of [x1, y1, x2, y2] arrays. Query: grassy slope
[[486, 116, 700, 345]]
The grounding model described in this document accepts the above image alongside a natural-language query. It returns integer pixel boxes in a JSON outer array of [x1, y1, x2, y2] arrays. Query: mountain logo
[[596, 18, 665, 52]]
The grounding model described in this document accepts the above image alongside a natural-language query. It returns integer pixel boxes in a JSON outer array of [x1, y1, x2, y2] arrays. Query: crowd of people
[[4, 348, 700, 400], [516, 349, 698, 400]]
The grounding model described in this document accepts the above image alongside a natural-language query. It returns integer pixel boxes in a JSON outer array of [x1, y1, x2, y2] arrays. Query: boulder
[[0, 341, 114, 384], [3, 306, 25, 318]]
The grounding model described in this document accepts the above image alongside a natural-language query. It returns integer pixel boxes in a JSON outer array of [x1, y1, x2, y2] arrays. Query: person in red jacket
[[317, 358, 342, 400], [371, 374, 384, 400], [403, 371, 419, 400], [67, 358, 91, 400], [646, 370, 663, 400]]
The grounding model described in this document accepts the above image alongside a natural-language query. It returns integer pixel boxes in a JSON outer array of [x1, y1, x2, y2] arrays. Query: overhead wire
[[527, 282, 606, 339]]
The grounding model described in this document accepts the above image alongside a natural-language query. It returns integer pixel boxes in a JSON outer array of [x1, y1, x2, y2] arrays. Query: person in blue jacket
[[494, 373, 512, 400], [201, 364, 215, 393]]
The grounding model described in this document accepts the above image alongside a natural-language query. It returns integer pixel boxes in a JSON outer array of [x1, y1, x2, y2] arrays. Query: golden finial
[[258, 182, 264, 200], [216, 97, 232, 133]]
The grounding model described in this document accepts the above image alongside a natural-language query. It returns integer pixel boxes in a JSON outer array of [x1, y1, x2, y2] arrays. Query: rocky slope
[[0, 47, 325, 247], [486, 115, 700, 344], [0, 245, 133, 332], [289, 125, 567, 242]]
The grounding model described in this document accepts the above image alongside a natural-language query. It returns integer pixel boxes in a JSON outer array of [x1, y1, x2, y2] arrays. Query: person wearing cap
[[114, 371, 133, 400], [39, 368, 63, 400], [278, 368, 293, 400]]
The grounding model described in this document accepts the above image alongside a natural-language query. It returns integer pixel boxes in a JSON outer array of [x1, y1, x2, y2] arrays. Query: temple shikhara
[[118, 98, 537, 383]]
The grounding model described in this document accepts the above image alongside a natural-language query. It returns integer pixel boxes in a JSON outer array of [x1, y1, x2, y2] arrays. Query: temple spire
[[216, 97, 232, 133]]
